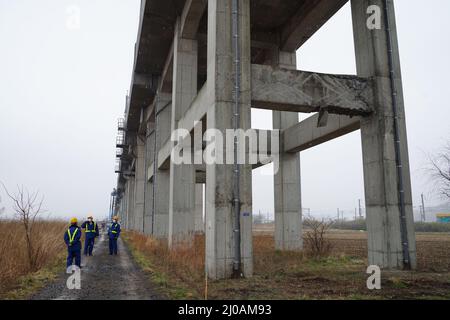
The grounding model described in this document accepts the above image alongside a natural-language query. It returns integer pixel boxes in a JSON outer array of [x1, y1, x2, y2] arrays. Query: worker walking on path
[[108, 216, 121, 255], [81, 215, 99, 256], [64, 218, 82, 269]]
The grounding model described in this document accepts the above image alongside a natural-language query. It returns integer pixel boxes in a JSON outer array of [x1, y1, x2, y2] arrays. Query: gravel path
[[31, 231, 161, 300]]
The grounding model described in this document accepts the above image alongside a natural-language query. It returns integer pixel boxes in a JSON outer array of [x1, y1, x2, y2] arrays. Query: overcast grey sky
[[1, 0, 449, 221]]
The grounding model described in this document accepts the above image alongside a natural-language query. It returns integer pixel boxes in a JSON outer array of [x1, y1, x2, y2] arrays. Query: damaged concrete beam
[[252, 64, 373, 116]]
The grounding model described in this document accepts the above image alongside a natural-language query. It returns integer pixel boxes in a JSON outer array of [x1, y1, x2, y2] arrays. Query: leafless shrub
[[427, 142, 450, 200], [303, 216, 334, 258]]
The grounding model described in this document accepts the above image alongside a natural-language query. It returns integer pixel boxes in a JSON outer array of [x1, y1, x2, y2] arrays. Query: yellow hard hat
[[112, 216, 119, 221], [70, 217, 78, 224]]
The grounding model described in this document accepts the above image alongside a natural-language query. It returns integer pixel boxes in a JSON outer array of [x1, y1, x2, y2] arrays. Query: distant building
[[436, 214, 450, 223]]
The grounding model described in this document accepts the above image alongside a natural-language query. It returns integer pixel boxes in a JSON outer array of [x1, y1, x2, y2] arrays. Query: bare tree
[[303, 215, 334, 258], [428, 142, 450, 200], [1, 183, 45, 271]]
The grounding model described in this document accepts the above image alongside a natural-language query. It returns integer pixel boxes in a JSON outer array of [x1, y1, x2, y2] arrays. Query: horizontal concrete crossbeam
[[167, 64, 371, 146], [283, 114, 360, 153], [156, 129, 275, 170], [177, 84, 211, 132], [158, 138, 172, 170], [252, 64, 373, 116]]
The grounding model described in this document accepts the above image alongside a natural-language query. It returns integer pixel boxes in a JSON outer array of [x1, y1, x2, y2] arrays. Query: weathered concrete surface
[[168, 20, 198, 247], [171, 64, 372, 136], [133, 137, 146, 232], [273, 111, 303, 251], [271, 51, 303, 251], [158, 127, 276, 170], [153, 94, 172, 239], [205, 0, 253, 279], [252, 64, 373, 116], [352, 0, 416, 269], [119, 180, 128, 229], [126, 176, 135, 231], [144, 127, 155, 235], [194, 184, 204, 233], [283, 114, 361, 153]]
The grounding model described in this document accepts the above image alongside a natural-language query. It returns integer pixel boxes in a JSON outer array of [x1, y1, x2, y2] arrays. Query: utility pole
[[337, 208, 340, 221], [421, 193, 426, 222], [358, 199, 362, 219]]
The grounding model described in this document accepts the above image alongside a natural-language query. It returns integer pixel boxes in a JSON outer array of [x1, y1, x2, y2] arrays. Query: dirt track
[[31, 231, 161, 300]]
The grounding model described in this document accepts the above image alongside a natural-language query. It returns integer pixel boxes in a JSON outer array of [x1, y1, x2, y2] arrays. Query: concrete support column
[[168, 20, 198, 248], [126, 176, 135, 230], [272, 51, 303, 251], [153, 93, 172, 239], [205, 0, 253, 279], [194, 184, 204, 233], [351, 0, 416, 269], [134, 137, 146, 233], [122, 184, 128, 229], [143, 126, 155, 235]]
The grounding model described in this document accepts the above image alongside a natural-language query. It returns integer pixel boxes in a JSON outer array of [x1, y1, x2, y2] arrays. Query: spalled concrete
[[252, 64, 373, 115]]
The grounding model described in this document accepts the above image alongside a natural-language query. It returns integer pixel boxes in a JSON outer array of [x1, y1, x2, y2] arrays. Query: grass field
[[124, 225, 450, 300]]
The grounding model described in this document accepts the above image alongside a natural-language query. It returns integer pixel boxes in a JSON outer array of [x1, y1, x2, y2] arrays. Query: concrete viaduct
[[114, 0, 417, 279]]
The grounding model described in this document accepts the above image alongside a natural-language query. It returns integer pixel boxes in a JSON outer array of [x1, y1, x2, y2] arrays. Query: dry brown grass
[[126, 232, 307, 280], [0, 219, 67, 295], [125, 229, 450, 300], [125, 232, 310, 298], [253, 234, 305, 274], [125, 232, 205, 297]]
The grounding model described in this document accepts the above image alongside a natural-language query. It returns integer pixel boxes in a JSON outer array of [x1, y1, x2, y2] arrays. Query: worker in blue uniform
[[108, 216, 121, 255], [81, 215, 99, 256], [64, 218, 82, 269]]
